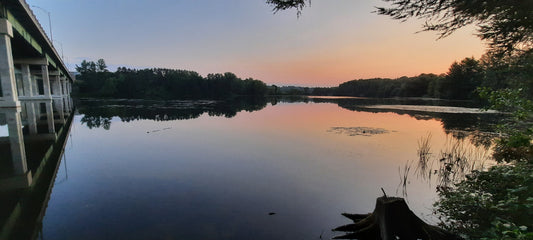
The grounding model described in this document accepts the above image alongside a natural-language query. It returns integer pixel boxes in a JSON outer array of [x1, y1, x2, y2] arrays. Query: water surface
[[2, 97, 501, 239]]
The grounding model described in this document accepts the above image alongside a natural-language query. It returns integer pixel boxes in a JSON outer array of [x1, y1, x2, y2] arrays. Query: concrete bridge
[[0, 0, 73, 108], [0, 1, 74, 238]]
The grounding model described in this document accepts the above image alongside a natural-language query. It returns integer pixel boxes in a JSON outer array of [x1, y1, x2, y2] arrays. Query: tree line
[[75, 60, 269, 99], [75, 53, 530, 102], [279, 54, 530, 101], [333, 56, 502, 100], [342, 54, 531, 100]]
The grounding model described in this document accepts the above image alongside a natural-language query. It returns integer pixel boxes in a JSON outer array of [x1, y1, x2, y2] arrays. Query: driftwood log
[[332, 196, 463, 240]]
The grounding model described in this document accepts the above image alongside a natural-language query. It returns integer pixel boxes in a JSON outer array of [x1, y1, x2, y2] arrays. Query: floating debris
[[328, 127, 393, 136], [146, 127, 172, 134], [362, 105, 499, 114]]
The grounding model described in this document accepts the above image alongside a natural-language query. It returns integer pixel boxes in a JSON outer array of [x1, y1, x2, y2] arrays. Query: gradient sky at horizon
[[26, 0, 487, 87]]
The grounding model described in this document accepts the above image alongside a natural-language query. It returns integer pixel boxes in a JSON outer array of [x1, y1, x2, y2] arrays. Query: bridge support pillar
[[32, 75, 38, 95], [0, 107, 32, 189], [23, 101, 38, 134], [44, 100, 55, 134], [41, 65, 52, 99], [5, 107, 28, 173], [21, 64, 34, 97], [58, 76, 63, 96], [53, 98, 65, 123], [0, 19, 20, 108], [65, 95, 72, 112], [61, 76, 67, 96], [51, 75, 60, 97]]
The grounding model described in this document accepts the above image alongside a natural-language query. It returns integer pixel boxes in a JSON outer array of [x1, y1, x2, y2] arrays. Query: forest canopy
[[74, 60, 269, 99]]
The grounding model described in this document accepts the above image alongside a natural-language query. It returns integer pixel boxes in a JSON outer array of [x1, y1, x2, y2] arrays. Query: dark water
[[0, 97, 502, 239]]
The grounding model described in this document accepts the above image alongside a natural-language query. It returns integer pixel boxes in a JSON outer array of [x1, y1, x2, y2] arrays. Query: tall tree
[[75, 60, 91, 74], [440, 57, 483, 99], [96, 59, 108, 72]]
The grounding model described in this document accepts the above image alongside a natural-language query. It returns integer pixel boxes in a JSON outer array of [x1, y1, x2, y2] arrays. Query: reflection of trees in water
[[314, 97, 501, 193], [81, 116, 112, 130], [342, 103, 500, 134], [444, 129, 498, 149], [77, 97, 268, 129], [78, 96, 501, 192], [316, 97, 501, 194], [311, 97, 506, 135], [398, 132, 494, 197]]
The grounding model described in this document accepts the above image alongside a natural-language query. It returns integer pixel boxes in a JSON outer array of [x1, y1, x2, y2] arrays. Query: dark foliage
[[267, 0, 533, 55], [77, 97, 269, 130], [74, 59, 268, 99], [434, 163, 533, 239], [266, 0, 309, 16], [376, 0, 533, 55], [336, 74, 448, 98]]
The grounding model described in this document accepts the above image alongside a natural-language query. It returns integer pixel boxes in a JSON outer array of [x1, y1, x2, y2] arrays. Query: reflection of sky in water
[[0, 112, 7, 137], [0, 124, 7, 137], [40, 101, 493, 240]]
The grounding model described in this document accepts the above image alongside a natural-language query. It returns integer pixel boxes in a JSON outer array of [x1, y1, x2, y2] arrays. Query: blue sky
[[26, 0, 486, 86]]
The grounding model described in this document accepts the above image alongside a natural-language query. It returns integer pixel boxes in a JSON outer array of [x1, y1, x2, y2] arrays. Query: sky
[[26, 0, 487, 87]]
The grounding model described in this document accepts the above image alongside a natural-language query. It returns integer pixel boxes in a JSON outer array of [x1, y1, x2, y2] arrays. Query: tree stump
[[332, 197, 463, 240]]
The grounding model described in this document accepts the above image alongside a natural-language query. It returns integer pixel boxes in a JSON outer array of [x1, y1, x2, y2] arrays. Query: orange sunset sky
[[27, 0, 486, 87]]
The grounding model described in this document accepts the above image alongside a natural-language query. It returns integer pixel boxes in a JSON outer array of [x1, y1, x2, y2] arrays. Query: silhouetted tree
[[439, 57, 483, 99], [96, 59, 108, 72], [75, 59, 111, 94]]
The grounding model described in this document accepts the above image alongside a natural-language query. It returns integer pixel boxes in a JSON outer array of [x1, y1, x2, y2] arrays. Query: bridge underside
[[0, 0, 73, 108]]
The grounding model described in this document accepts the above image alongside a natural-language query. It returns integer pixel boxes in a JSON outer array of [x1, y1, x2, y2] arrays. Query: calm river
[[0, 97, 502, 239]]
